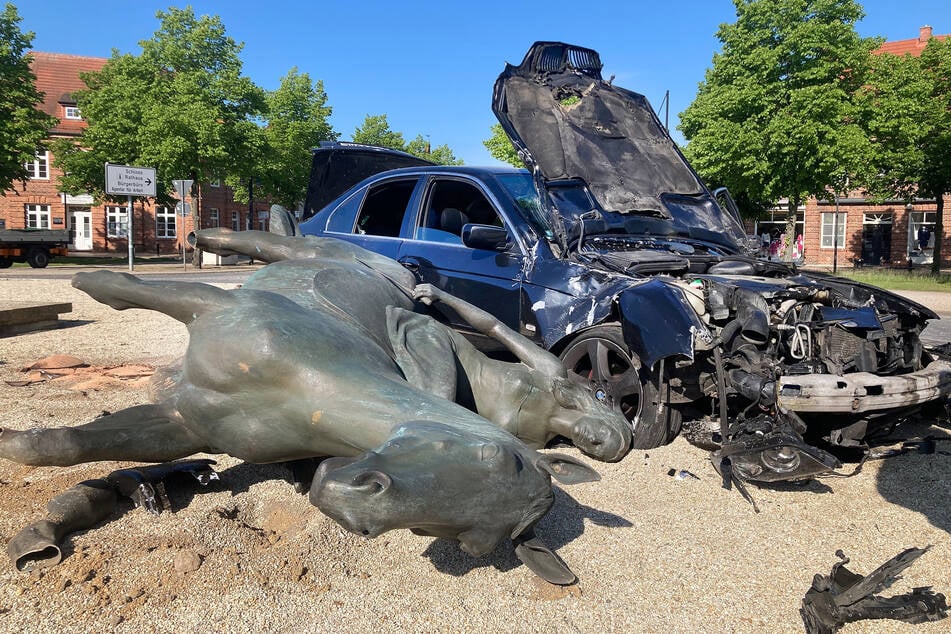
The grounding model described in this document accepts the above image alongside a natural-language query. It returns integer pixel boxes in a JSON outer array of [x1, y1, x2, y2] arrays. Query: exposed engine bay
[[575, 242, 951, 484]]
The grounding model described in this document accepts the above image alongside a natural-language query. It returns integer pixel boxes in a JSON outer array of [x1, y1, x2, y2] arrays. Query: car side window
[[415, 179, 504, 244], [354, 178, 417, 237]]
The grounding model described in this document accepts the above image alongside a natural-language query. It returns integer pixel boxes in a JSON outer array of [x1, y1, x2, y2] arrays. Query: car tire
[[0, 257, 12, 268], [559, 324, 680, 449], [27, 249, 49, 269]]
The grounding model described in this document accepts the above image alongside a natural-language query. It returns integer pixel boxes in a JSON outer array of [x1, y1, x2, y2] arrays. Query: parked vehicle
[[296, 43, 951, 483], [0, 228, 69, 268]]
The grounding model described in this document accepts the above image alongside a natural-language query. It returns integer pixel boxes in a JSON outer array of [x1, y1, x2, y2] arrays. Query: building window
[[25, 204, 51, 228], [63, 106, 82, 120], [208, 208, 219, 228], [820, 212, 847, 249], [754, 209, 805, 260], [156, 206, 176, 238], [231, 212, 240, 232], [908, 211, 936, 265], [25, 150, 49, 179], [105, 206, 129, 238], [209, 177, 221, 188]]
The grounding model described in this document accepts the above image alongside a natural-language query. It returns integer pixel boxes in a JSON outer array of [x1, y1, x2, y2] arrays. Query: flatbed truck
[[0, 228, 70, 268]]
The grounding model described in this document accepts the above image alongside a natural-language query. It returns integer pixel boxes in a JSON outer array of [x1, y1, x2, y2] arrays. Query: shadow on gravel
[[875, 431, 951, 536], [420, 485, 632, 578]]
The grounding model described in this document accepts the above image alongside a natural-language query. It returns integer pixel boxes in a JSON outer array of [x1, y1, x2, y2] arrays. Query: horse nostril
[[361, 530, 370, 536]]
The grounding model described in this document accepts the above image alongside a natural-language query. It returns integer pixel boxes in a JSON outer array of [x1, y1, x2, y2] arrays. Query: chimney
[[920, 25, 933, 43]]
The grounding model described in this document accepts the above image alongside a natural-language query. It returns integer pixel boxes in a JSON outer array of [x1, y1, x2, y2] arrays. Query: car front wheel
[[559, 324, 680, 449]]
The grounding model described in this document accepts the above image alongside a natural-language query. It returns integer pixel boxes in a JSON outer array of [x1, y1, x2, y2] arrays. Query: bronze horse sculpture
[[1, 231, 634, 584]]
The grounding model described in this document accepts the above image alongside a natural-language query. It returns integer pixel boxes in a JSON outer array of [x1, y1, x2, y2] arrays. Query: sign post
[[105, 163, 157, 271], [172, 179, 194, 271]]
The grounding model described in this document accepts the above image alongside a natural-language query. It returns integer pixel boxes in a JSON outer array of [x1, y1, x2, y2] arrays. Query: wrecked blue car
[[296, 42, 951, 483]]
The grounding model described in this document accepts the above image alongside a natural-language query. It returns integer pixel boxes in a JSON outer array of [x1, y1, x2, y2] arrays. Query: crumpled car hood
[[492, 41, 747, 248]]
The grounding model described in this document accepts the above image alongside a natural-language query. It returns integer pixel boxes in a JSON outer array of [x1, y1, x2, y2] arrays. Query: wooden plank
[[0, 301, 72, 334]]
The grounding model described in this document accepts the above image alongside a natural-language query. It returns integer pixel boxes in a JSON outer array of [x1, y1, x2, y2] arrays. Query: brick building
[[0, 52, 270, 255], [752, 26, 951, 269]]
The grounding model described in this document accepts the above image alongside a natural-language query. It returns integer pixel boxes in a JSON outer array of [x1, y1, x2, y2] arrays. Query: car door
[[322, 175, 423, 260], [397, 175, 525, 339]]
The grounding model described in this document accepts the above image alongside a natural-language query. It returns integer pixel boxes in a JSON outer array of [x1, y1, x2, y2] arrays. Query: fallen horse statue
[[0, 233, 626, 584], [192, 228, 633, 461]]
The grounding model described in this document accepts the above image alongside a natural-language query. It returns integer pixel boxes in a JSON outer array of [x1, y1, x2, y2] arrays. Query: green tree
[[0, 4, 57, 192], [352, 114, 405, 150], [679, 0, 878, 260], [857, 39, 951, 273], [483, 123, 523, 167], [405, 134, 463, 165], [53, 7, 265, 202], [244, 68, 336, 207]]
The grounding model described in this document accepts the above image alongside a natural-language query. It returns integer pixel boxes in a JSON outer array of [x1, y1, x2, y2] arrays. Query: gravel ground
[[0, 276, 949, 633]]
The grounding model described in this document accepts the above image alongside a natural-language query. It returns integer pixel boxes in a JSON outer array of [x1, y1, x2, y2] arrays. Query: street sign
[[175, 201, 192, 216], [105, 163, 156, 197], [172, 179, 194, 199]]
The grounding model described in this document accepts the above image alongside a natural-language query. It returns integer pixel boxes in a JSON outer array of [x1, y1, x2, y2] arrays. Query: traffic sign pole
[[105, 163, 156, 272], [127, 195, 133, 271]]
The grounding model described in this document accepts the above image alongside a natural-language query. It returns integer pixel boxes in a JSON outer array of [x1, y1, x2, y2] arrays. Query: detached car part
[[801, 547, 948, 633]]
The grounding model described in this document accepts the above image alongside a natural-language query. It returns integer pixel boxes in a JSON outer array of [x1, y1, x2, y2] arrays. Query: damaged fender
[[617, 278, 706, 369]]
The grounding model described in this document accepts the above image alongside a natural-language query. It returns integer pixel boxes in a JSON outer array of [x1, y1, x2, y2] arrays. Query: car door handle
[[398, 256, 420, 273]]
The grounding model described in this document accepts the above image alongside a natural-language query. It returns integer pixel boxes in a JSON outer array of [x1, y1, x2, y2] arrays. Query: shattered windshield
[[496, 173, 555, 242]]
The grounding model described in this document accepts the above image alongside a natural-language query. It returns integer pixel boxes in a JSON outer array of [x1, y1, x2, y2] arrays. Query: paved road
[[0, 262, 258, 286]]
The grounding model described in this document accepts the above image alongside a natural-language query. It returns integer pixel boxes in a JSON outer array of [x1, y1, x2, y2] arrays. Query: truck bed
[[0, 229, 69, 244]]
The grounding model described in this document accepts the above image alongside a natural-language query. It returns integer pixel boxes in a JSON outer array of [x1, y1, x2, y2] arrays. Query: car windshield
[[495, 173, 556, 242]]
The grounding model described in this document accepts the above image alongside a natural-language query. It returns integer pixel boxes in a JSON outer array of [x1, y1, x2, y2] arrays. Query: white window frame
[[208, 208, 219, 228], [25, 150, 49, 180], [106, 206, 129, 238], [231, 212, 240, 231], [63, 106, 82, 120], [25, 204, 51, 229], [156, 206, 176, 239], [820, 212, 847, 249]]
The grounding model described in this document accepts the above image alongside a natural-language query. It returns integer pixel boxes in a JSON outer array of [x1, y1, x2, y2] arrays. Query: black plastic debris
[[800, 546, 948, 633]]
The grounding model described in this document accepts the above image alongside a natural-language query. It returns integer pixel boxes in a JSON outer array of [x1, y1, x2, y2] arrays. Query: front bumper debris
[[776, 360, 951, 413]]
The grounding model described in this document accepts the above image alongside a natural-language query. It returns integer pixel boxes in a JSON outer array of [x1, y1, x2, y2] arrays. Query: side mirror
[[462, 224, 509, 251]]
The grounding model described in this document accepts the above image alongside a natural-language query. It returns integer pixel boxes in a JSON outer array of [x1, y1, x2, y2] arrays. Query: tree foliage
[[352, 115, 462, 165], [0, 3, 57, 192], [857, 38, 951, 272], [234, 68, 336, 207], [679, 0, 878, 258], [483, 123, 523, 167], [53, 7, 265, 202], [352, 114, 405, 151]]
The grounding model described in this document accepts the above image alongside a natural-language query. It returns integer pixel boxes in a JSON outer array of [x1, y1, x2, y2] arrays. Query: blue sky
[[17, 1, 951, 165]]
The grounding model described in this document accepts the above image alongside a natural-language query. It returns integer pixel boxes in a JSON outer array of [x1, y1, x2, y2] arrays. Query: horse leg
[[0, 403, 210, 466], [71, 270, 237, 325]]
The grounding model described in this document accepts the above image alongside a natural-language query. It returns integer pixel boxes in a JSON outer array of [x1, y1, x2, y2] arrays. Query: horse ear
[[535, 453, 600, 485], [513, 532, 577, 586]]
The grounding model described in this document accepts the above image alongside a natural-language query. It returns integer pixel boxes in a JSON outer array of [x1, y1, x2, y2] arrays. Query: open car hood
[[303, 142, 434, 220], [492, 42, 746, 249]]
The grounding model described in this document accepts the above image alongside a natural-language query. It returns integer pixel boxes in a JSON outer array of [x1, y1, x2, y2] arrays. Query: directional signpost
[[105, 163, 157, 271]]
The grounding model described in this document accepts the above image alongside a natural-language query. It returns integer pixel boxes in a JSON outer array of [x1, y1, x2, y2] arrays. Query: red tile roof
[[29, 52, 107, 136], [875, 25, 948, 57]]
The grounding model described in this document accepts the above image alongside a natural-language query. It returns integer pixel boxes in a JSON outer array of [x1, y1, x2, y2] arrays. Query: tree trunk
[[931, 193, 944, 275], [783, 197, 798, 263]]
